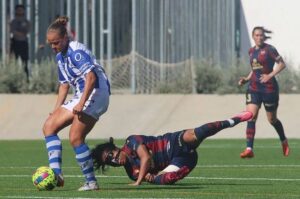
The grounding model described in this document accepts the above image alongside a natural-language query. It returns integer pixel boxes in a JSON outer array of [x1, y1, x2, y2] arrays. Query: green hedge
[[0, 59, 58, 93], [194, 59, 300, 94], [0, 58, 299, 94]]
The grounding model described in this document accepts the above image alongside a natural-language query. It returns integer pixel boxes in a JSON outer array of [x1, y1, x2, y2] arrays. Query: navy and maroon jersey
[[121, 131, 198, 184], [248, 43, 282, 93]]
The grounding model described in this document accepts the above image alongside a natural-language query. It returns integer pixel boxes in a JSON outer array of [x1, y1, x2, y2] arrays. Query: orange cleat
[[282, 140, 290, 157], [240, 149, 254, 158], [233, 111, 253, 123]]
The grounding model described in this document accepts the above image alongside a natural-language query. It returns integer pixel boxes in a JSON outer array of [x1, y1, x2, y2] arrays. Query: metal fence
[[0, 0, 240, 93]]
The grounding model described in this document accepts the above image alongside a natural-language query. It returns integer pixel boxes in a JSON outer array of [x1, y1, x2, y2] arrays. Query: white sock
[[227, 119, 235, 127], [246, 147, 252, 151]]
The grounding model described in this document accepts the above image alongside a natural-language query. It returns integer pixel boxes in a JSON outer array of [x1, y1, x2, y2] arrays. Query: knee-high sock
[[246, 121, 256, 149], [272, 119, 286, 142], [195, 120, 234, 143], [74, 143, 97, 183], [45, 135, 62, 175]]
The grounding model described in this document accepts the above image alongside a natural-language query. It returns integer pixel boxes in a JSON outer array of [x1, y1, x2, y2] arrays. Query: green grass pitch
[[0, 139, 299, 199]]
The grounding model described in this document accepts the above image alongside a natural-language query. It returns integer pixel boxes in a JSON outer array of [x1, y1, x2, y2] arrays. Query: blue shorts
[[246, 91, 279, 112], [62, 88, 109, 120], [168, 131, 198, 170]]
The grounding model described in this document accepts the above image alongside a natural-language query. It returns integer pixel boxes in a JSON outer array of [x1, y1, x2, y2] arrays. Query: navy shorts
[[168, 131, 198, 170], [246, 91, 279, 112]]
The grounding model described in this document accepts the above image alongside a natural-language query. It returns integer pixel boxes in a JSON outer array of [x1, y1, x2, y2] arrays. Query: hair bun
[[109, 137, 114, 144], [54, 16, 69, 26]]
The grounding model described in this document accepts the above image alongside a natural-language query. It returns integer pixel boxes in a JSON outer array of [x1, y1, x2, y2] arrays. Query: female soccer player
[[42, 16, 110, 191], [91, 111, 252, 185], [238, 26, 289, 158]]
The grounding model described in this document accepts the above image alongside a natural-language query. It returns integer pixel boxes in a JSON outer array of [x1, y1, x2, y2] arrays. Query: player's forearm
[[270, 61, 286, 78], [246, 71, 253, 81], [78, 71, 96, 106], [136, 157, 151, 184], [54, 84, 69, 110]]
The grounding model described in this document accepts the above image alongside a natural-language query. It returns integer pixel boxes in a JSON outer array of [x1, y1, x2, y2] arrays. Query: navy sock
[[195, 120, 231, 143], [272, 119, 286, 142], [246, 121, 255, 149]]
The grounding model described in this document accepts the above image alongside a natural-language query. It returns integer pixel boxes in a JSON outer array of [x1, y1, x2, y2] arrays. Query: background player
[[238, 26, 289, 158], [91, 111, 252, 185], [43, 16, 110, 191], [10, 4, 30, 82]]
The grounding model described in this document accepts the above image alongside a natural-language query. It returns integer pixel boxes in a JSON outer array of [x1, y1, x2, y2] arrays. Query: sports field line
[[1, 164, 300, 169], [0, 197, 181, 199], [1, 174, 299, 181]]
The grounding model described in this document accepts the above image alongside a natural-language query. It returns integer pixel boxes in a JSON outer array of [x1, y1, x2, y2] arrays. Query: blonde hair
[[47, 16, 69, 37]]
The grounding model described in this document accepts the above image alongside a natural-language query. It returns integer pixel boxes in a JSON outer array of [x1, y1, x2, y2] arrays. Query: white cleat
[[78, 181, 99, 191]]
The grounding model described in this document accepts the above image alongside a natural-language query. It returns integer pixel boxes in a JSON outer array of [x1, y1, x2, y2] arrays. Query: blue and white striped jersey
[[56, 41, 110, 94]]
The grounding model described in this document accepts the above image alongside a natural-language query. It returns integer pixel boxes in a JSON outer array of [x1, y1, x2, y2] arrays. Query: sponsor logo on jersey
[[251, 59, 263, 70], [74, 53, 82, 62]]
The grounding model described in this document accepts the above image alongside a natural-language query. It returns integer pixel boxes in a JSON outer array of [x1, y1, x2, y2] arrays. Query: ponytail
[[252, 26, 272, 41]]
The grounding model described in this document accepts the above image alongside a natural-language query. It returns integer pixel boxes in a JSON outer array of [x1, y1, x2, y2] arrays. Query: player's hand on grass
[[129, 181, 141, 186]]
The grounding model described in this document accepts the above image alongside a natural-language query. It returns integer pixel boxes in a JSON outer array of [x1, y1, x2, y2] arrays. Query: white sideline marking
[[188, 176, 300, 181], [0, 197, 179, 199], [0, 164, 300, 169], [0, 174, 299, 181], [1, 164, 300, 169], [196, 164, 300, 168]]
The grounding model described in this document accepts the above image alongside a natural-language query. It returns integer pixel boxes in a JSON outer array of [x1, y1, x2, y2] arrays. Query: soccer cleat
[[56, 174, 64, 187], [282, 140, 290, 157], [78, 181, 99, 191], [240, 148, 254, 158], [233, 111, 253, 123]]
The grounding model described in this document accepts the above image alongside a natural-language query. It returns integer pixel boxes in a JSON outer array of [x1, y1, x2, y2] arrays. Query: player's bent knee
[[69, 134, 84, 147], [42, 118, 55, 136], [182, 130, 197, 143], [154, 166, 190, 185]]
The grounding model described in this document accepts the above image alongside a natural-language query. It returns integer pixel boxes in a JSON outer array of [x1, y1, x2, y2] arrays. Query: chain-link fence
[[1, 0, 240, 94]]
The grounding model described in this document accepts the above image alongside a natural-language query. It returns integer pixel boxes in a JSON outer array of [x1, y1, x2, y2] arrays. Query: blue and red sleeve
[[268, 45, 281, 63], [122, 135, 144, 155]]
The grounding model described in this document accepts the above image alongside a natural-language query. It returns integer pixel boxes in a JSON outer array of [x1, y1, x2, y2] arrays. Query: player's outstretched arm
[[129, 144, 151, 186]]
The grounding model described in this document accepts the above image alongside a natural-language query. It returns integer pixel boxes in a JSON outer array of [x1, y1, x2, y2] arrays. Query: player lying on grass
[[91, 111, 253, 185]]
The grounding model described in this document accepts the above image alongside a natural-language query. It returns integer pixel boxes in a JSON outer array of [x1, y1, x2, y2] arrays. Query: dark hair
[[91, 137, 117, 172], [47, 16, 69, 37], [15, 4, 25, 10], [252, 26, 272, 41]]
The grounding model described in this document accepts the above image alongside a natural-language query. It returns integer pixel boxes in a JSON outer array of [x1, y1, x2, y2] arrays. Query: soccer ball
[[32, 166, 56, 191]]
